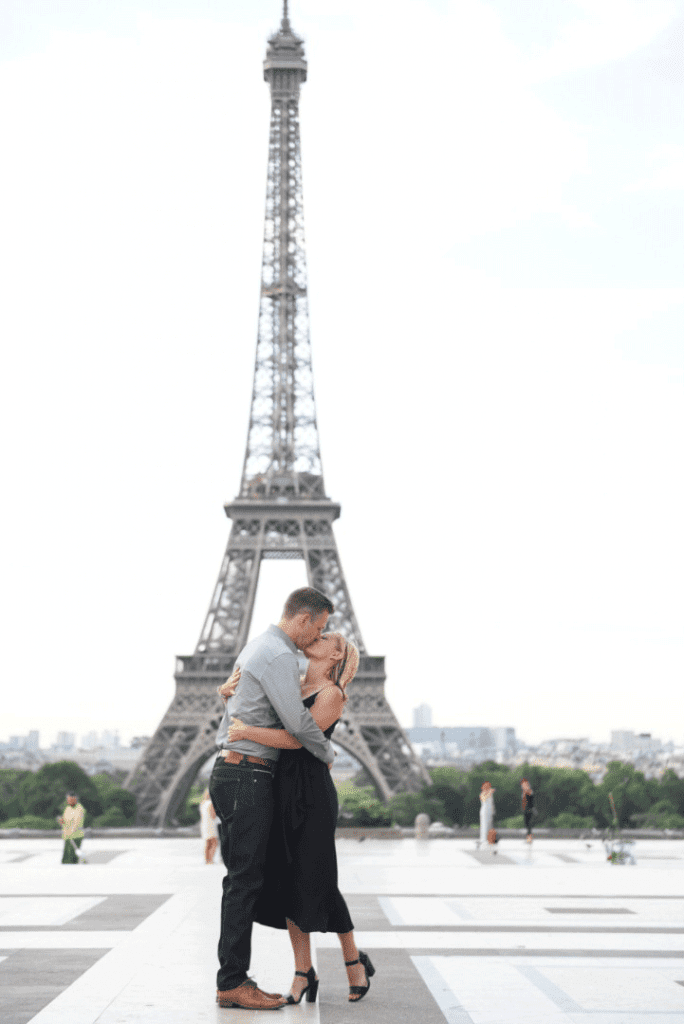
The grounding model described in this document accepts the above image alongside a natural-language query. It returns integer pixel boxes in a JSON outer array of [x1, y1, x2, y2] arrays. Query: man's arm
[[260, 655, 334, 764]]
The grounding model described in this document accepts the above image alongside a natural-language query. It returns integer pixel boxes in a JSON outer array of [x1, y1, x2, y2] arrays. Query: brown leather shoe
[[216, 980, 282, 1003], [217, 981, 286, 1009]]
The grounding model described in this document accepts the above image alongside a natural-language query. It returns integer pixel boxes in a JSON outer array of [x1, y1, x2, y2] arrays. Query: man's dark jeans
[[209, 755, 274, 991]]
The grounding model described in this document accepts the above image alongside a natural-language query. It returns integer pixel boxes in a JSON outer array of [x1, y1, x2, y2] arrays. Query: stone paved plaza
[[2, 835, 684, 1024]]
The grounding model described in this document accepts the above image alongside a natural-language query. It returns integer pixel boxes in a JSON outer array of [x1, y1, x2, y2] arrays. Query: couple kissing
[[210, 586, 375, 1011]]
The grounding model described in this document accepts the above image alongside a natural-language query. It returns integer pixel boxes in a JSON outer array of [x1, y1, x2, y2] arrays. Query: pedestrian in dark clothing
[[521, 778, 535, 842]]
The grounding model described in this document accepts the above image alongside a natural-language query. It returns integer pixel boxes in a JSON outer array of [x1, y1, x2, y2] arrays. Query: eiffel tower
[[127, 2, 430, 826]]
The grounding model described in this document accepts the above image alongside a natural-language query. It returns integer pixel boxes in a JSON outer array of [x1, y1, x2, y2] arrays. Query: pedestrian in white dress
[[479, 781, 496, 848], [199, 789, 218, 864]]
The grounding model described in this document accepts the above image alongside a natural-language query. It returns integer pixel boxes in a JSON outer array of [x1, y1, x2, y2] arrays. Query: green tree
[[1, 814, 60, 829], [93, 807, 131, 828], [498, 814, 525, 829], [176, 780, 205, 826], [19, 762, 102, 821], [544, 769, 596, 822], [421, 785, 464, 826], [0, 770, 31, 823], [386, 790, 448, 827], [338, 785, 391, 826], [595, 762, 653, 827], [658, 770, 684, 816], [91, 774, 136, 822], [428, 767, 469, 790], [550, 812, 595, 828], [426, 767, 469, 825], [630, 799, 684, 830]]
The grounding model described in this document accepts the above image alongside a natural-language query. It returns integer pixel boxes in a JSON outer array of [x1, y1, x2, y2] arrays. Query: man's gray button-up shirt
[[215, 624, 335, 764]]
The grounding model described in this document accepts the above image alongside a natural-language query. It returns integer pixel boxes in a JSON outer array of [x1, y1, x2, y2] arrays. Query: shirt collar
[[268, 623, 298, 654]]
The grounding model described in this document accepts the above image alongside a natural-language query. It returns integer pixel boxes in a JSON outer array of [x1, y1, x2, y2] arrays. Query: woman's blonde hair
[[327, 632, 360, 695]]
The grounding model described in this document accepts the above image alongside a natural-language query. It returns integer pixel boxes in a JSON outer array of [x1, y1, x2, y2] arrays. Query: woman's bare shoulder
[[312, 685, 345, 707]]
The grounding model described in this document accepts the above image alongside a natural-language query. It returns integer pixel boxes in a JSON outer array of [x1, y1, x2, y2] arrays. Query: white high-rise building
[[611, 731, 635, 750], [413, 703, 432, 728], [493, 727, 516, 755]]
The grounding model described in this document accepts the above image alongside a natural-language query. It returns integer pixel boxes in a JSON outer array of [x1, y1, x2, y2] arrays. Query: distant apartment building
[[413, 704, 433, 728], [611, 731, 662, 753], [100, 730, 120, 749], [54, 731, 76, 750], [492, 727, 516, 755], [81, 731, 99, 750], [78, 730, 122, 751], [25, 730, 40, 751], [611, 730, 635, 750]]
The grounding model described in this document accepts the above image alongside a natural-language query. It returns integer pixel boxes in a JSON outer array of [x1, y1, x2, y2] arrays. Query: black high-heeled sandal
[[345, 950, 375, 1002], [286, 966, 319, 1004]]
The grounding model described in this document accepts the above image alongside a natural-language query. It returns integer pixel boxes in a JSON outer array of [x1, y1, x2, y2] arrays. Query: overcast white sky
[[1, 0, 682, 750]]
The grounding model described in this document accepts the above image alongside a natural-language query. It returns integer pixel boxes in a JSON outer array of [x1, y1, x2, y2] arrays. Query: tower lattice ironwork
[[127, 3, 430, 826]]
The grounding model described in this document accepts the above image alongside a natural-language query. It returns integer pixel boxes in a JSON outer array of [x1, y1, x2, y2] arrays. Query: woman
[[479, 781, 496, 848], [521, 778, 535, 843], [224, 632, 375, 1005], [199, 788, 219, 864]]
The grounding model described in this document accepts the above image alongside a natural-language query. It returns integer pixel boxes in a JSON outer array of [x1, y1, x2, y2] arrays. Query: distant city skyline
[[2, 720, 681, 753]]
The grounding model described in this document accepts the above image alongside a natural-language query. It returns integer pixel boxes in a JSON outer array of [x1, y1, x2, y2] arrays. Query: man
[[59, 792, 85, 864], [209, 587, 336, 1011]]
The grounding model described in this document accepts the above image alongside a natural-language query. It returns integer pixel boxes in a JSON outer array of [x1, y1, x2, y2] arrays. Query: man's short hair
[[283, 587, 334, 620], [66, 791, 78, 798]]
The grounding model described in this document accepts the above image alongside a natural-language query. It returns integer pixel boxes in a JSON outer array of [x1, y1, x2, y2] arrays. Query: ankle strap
[[345, 958, 359, 966], [295, 968, 315, 978]]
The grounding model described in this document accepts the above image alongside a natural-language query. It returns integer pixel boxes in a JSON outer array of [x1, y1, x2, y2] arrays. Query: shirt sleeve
[[260, 654, 335, 764]]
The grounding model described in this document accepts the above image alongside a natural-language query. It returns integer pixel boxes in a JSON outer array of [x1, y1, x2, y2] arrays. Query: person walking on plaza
[[521, 777, 536, 842], [59, 792, 85, 864], [479, 781, 496, 849], [209, 587, 336, 1012], [199, 789, 219, 865]]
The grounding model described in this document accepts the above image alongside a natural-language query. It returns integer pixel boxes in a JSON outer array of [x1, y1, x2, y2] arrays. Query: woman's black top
[[523, 790, 535, 811], [253, 691, 354, 934]]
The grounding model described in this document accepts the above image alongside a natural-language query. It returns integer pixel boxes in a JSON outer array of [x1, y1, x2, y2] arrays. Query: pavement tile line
[[515, 964, 585, 1013], [16, 892, 185, 1024], [360, 894, 684, 900], [410, 957, 476, 1024], [0, 896, 107, 928]]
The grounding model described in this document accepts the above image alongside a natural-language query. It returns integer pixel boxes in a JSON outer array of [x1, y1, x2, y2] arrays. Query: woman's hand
[[228, 716, 249, 742], [218, 665, 241, 703]]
